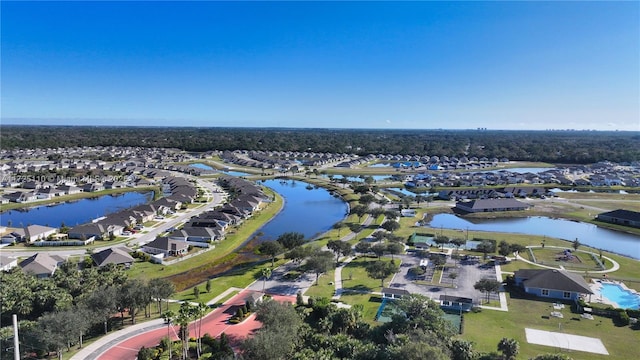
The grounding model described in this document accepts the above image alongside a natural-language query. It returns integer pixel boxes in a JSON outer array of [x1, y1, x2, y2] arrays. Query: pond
[[490, 167, 556, 174], [427, 214, 640, 259], [256, 179, 349, 241], [190, 163, 214, 170], [324, 175, 392, 183], [0, 191, 154, 228], [190, 163, 250, 176]]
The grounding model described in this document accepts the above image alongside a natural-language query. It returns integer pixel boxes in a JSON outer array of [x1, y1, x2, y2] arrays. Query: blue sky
[[1, 1, 638, 130]]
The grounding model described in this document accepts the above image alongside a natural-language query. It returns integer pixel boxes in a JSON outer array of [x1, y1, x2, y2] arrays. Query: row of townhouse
[[142, 175, 265, 257]]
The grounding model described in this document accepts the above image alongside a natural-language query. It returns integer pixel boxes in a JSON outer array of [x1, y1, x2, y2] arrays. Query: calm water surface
[[256, 179, 348, 241], [1, 192, 153, 228], [428, 214, 640, 259]]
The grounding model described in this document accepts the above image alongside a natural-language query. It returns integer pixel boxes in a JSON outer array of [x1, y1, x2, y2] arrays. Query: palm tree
[[194, 302, 208, 358], [162, 310, 175, 360], [262, 267, 272, 293]]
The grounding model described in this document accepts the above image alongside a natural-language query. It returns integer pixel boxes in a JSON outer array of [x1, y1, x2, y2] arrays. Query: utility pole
[[13, 314, 20, 360]]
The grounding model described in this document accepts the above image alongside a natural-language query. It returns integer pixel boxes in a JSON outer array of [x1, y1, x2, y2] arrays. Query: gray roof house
[[19, 253, 65, 278], [455, 198, 531, 213], [91, 247, 135, 268], [143, 237, 189, 257], [514, 269, 593, 301]]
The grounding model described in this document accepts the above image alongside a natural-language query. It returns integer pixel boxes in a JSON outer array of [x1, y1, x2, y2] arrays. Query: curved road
[[90, 290, 295, 360]]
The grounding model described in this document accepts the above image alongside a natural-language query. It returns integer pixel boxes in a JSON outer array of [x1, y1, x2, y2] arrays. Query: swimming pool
[[600, 283, 640, 310]]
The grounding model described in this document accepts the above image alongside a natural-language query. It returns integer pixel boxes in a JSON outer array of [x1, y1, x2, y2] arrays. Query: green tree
[[450, 338, 476, 360], [497, 338, 519, 360], [371, 243, 387, 259], [572, 238, 581, 251], [82, 286, 118, 334], [386, 242, 404, 260], [381, 220, 400, 233], [474, 278, 502, 304], [148, 278, 175, 314], [261, 267, 272, 293], [259, 240, 284, 266], [433, 235, 450, 251], [327, 239, 353, 265], [354, 241, 372, 255], [306, 250, 335, 285], [205, 279, 212, 293], [351, 205, 368, 222], [276, 232, 306, 250], [193, 286, 200, 299], [498, 240, 511, 257], [162, 310, 176, 360], [366, 260, 399, 287]]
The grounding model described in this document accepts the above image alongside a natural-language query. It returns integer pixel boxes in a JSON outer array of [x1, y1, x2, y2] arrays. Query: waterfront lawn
[[128, 190, 283, 282], [463, 293, 639, 360]]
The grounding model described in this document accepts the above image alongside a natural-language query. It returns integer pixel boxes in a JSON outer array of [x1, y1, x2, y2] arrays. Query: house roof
[[25, 225, 57, 239], [515, 269, 593, 294], [19, 253, 64, 276], [145, 237, 188, 251], [91, 247, 134, 267], [597, 209, 640, 222], [456, 198, 530, 210], [382, 287, 410, 296]]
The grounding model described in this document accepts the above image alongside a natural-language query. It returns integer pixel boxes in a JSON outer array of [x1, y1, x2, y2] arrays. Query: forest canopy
[[1, 125, 638, 163]]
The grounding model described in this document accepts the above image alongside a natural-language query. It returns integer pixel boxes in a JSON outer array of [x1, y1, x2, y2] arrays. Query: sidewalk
[[70, 319, 166, 360]]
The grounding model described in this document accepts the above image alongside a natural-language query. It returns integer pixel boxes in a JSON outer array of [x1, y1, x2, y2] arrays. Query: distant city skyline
[[1, 1, 638, 131]]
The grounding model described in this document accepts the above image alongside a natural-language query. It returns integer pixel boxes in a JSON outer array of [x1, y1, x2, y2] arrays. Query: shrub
[[408, 266, 426, 276], [615, 309, 630, 326]]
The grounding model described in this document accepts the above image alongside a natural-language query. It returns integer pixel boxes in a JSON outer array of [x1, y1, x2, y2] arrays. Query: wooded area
[[1, 125, 638, 163]]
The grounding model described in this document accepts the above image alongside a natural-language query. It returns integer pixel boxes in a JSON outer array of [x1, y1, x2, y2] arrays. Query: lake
[[0, 191, 153, 228], [428, 214, 640, 259], [190, 163, 250, 177], [256, 179, 349, 241]]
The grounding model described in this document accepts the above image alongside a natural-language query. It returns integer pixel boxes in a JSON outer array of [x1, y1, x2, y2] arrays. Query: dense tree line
[[0, 264, 175, 359], [2, 125, 639, 163]]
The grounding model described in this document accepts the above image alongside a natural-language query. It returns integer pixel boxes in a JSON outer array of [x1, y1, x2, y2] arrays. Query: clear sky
[[1, 1, 639, 130]]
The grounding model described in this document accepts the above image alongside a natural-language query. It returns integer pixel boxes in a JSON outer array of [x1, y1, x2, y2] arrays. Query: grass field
[[463, 292, 639, 360]]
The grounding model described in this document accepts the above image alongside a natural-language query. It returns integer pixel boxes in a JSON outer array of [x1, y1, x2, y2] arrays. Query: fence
[[32, 238, 95, 246]]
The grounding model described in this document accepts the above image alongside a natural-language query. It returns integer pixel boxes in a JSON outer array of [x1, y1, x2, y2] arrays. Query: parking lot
[[390, 251, 501, 305]]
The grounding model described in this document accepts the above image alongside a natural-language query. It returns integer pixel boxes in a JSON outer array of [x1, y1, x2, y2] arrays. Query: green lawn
[[341, 256, 396, 292], [463, 293, 639, 360]]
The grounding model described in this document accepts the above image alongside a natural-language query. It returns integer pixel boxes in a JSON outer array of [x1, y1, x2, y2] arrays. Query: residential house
[[455, 198, 530, 213], [4, 191, 38, 203], [91, 247, 135, 268], [0, 255, 18, 271], [169, 226, 222, 243], [24, 225, 58, 243], [143, 237, 189, 257], [68, 223, 109, 240], [596, 209, 640, 229], [19, 253, 65, 278], [513, 269, 593, 301]]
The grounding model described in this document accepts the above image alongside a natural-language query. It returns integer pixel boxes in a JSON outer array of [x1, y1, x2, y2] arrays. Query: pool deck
[[587, 279, 640, 309]]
